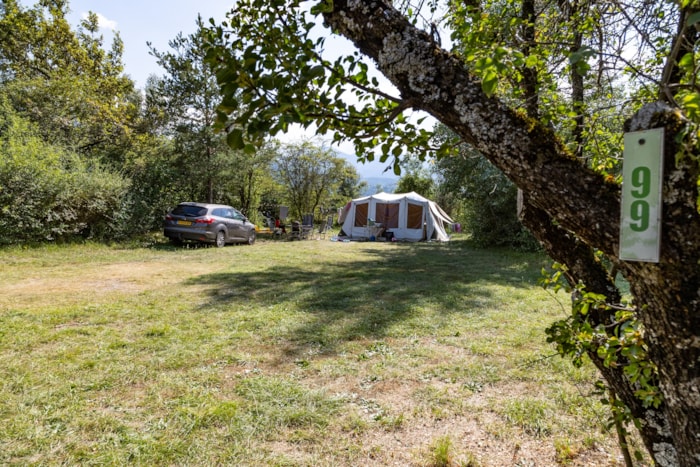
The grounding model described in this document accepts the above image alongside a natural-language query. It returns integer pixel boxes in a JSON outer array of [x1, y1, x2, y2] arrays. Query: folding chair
[[317, 215, 333, 239], [301, 214, 314, 240], [289, 221, 301, 240]]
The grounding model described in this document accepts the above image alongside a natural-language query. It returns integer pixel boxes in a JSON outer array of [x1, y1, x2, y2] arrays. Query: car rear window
[[172, 205, 208, 217]]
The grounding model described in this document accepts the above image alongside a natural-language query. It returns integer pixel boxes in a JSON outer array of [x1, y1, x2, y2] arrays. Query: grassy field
[[0, 235, 645, 466]]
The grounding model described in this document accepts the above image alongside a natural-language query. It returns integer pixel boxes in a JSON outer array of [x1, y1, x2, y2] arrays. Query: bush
[[463, 184, 539, 251], [0, 112, 130, 244], [435, 143, 538, 251]]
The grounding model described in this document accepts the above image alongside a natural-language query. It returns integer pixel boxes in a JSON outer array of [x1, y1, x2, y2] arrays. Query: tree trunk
[[518, 194, 675, 460], [324, 2, 700, 465]]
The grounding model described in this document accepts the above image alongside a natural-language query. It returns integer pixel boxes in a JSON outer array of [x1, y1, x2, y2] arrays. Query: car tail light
[[195, 217, 215, 224], [165, 214, 173, 220]]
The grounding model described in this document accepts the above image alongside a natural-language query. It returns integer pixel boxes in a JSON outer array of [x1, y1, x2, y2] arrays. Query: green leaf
[[687, 11, 700, 26], [308, 65, 325, 79], [575, 61, 591, 76], [579, 302, 590, 315], [524, 55, 540, 68], [227, 129, 245, 149], [310, 0, 333, 15], [678, 52, 694, 70], [481, 71, 498, 97]]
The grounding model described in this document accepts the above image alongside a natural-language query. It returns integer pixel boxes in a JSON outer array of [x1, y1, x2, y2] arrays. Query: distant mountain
[[336, 150, 399, 180], [333, 149, 399, 195], [361, 177, 397, 196]]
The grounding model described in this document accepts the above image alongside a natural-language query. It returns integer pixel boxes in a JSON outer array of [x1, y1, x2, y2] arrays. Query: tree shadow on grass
[[185, 240, 548, 358]]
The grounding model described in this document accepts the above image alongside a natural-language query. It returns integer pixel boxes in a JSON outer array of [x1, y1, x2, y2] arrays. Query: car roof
[[178, 202, 235, 210]]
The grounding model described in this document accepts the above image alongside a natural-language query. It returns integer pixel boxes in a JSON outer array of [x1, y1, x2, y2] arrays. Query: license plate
[[177, 220, 192, 226]]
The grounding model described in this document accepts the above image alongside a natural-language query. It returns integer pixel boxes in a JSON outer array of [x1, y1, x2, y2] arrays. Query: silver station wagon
[[164, 202, 256, 247]]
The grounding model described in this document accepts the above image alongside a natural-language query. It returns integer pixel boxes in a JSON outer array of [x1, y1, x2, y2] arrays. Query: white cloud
[[81, 12, 118, 31]]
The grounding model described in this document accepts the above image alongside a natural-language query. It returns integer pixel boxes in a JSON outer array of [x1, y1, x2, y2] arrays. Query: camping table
[[367, 224, 383, 240]]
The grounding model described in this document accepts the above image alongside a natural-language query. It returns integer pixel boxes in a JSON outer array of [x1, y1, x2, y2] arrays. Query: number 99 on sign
[[620, 127, 663, 263]]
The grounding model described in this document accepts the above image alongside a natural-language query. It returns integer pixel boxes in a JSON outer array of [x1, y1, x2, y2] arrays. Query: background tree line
[[0, 0, 530, 248], [0, 0, 372, 244]]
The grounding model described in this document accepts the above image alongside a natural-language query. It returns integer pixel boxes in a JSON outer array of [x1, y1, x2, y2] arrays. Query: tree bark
[[324, 2, 700, 465]]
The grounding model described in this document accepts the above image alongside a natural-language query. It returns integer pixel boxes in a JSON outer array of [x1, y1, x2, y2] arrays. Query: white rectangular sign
[[619, 128, 664, 262]]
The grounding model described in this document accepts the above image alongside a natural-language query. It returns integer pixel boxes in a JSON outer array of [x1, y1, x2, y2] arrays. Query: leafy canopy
[[0, 0, 137, 159], [272, 140, 357, 219], [202, 0, 441, 175]]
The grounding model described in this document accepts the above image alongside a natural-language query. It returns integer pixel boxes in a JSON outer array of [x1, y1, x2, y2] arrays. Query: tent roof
[[352, 191, 432, 204]]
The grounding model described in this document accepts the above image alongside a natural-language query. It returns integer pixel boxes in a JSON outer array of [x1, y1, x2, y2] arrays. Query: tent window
[[375, 203, 399, 228], [407, 203, 423, 229], [354, 202, 369, 227]]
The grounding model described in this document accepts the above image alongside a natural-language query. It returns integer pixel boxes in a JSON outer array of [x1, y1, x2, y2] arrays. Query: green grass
[[427, 435, 455, 466], [0, 236, 645, 466]]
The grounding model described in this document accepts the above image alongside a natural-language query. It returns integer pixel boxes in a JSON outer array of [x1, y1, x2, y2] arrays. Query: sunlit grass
[[0, 236, 642, 465]]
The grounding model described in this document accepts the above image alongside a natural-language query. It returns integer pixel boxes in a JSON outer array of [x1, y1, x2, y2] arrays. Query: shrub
[[0, 111, 129, 243]]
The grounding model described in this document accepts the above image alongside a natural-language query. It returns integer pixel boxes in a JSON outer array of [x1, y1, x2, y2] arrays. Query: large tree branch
[[323, 1, 620, 256]]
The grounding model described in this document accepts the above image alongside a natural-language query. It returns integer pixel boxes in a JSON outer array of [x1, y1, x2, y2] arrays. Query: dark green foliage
[[0, 106, 129, 244], [0, 0, 137, 161], [395, 169, 434, 198], [272, 141, 361, 220], [0, 1, 365, 244], [436, 141, 538, 250], [0, 1, 147, 243], [147, 20, 238, 205]]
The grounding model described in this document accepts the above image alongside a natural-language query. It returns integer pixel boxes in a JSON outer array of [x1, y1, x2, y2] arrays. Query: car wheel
[[246, 230, 256, 245], [215, 230, 226, 248], [169, 237, 183, 246]]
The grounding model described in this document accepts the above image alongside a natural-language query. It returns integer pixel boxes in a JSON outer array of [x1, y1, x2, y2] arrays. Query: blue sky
[[51, 0, 399, 179], [62, 0, 232, 90]]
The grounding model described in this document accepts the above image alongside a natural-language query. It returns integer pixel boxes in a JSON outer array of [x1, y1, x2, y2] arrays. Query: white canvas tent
[[339, 192, 454, 242]]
